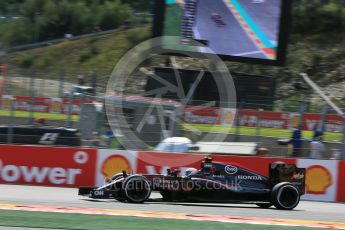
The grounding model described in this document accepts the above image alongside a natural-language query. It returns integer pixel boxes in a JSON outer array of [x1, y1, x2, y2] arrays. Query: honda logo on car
[[0, 159, 81, 185], [225, 165, 237, 174], [237, 175, 262, 180]]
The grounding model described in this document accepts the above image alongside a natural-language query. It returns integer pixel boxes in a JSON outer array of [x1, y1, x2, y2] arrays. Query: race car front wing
[[78, 187, 118, 199]]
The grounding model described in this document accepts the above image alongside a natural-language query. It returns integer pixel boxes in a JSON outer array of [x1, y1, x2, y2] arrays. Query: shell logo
[[306, 165, 332, 195], [101, 155, 131, 178], [2, 98, 12, 109], [222, 111, 235, 125], [290, 114, 300, 128], [50, 101, 62, 113]]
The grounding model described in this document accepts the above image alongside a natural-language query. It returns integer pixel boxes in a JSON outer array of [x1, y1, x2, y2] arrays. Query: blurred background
[[0, 0, 345, 159]]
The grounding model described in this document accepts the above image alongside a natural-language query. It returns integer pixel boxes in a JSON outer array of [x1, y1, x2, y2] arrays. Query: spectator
[[290, 128, 302, 157], [309, 136, 325, 159], [313, 129, 323, 140]]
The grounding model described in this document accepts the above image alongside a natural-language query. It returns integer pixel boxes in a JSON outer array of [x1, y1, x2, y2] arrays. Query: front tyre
[[271, 182, 300, 210], [123, 175, 151, 203]]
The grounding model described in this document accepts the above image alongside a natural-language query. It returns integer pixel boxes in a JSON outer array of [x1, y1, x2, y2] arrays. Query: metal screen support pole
[[59, 70, 64, 98], [300, 73, 345, 159], [28, 72, 36, 125], [66, 92, 73, 128], [319, 103, 329, 134], [234, 102, 243, 142], [341, 116, 345, 160], [256, 109, 262, 143], [7, 98, 14, 144]]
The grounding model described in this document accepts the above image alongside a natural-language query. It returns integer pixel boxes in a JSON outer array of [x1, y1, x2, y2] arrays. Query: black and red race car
[[78, 156, 305, 210]]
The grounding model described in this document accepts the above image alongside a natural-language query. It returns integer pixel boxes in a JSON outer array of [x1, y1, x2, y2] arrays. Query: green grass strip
[[0, 109, 342, 142], [0, 109, 79, 122], [182, 124, 342, 142], [0, 210, 321, 230]]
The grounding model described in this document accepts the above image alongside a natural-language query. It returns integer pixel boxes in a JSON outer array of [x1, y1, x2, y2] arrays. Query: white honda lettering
[[237, 175, 262, 180]]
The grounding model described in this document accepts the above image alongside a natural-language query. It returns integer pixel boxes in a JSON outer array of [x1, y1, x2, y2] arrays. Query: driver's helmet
[[185, 168, 198, 177]]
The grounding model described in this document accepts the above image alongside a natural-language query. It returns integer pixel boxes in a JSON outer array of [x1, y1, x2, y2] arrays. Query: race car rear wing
[[269, 163, 306, 195]]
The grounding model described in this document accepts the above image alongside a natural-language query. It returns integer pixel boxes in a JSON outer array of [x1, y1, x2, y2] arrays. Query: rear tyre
[[256, 203, 272, 208], [123, 175, 151, 203], [271, 182, 300, 210]]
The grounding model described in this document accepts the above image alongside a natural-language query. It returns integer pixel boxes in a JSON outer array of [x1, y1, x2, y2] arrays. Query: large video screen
[[153, 0, 292, 65]]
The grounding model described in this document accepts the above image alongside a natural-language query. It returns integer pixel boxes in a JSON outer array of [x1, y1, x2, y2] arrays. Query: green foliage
[[291, 0, 345, 38], [1, 18, 34, 46], [99, 1, 131, 30], [123, 0, 152, 12], [0, 0, 134, 47], [7, 27, 150, 86], [126, 27, 150, 45], [17, 53, 35, 68]]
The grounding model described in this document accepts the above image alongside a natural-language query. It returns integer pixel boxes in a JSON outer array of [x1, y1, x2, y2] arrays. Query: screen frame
[[152, 0, 292, 66]]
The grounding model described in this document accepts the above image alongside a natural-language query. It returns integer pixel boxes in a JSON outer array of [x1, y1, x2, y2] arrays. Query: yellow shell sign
[[50, 100, 62, 113], [101, 155, 131, 178], [306, 165, 332, 195], [2, 98, 11, 109]]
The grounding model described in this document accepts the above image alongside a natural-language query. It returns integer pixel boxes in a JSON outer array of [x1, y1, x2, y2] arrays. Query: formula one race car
[[211, 13, 226, 27], [78, 156, 305, 210]]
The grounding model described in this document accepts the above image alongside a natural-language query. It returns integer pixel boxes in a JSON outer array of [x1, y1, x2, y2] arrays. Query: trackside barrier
[[337, 161, 345, 202], [0, 145, 97, 187], [1, 144, 344, 202], [1, 95, 93, 115], [2, 95, 344, 131]]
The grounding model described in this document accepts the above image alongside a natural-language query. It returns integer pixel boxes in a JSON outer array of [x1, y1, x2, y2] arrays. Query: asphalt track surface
[[1, 185, 345, 223], [238, 0, 281, 43], [193, 0, 279, 58]]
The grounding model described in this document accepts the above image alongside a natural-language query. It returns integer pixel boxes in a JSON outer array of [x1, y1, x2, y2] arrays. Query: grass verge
[[0, 110, 342, 142], [0, 110, 79, 122], [0, 210, 322, 230], [182, 124, 342, 142]]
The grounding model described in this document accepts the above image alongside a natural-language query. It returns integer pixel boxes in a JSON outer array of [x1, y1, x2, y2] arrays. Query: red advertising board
[[302, 114, 344, 132], [183, 106, 221, 124], [14, 96, 51, 113], [61, 98, 93, 115], [0, 95, 93, 115], [337, 161, 345, 202], [136, 151, 205, 175], [183, 107, 344, 132], [136, 151, 296, 177], [0, 145, 96, 187], [239, 109, 290, 129]]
